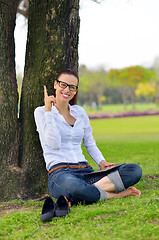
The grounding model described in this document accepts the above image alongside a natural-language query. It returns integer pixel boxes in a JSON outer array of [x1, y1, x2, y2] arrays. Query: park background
[[15, 0, 159, 113], [1, 0, 159, 239]]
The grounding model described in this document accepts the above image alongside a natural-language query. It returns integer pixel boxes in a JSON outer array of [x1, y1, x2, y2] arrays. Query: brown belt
[[49, 163, 91, 175]]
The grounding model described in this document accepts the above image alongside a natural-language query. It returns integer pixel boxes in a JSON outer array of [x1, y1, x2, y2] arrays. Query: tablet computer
[[86, 163, 126, 175]]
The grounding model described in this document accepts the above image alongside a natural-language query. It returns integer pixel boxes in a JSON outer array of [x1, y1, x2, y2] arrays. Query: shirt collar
[[70, 104, 84, 119], [52, 104, 82, 119], [69, 105, 78, 119]]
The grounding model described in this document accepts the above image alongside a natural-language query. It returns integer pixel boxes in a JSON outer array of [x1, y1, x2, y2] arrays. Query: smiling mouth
[[62, 93, 70, 98]]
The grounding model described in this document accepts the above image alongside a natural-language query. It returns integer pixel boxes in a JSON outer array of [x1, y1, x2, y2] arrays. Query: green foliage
[[0, 115, 159, 239], [79, 66, 107, 106], [79, 65, 158, 106], [107, 66, 156, 88], [107, 67, 157, 107], [135, 83, 156, 100]]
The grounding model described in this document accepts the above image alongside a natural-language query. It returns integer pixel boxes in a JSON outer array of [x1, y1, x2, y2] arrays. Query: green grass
[[85, 103, 159, 114], [0, 115, 159, 239]]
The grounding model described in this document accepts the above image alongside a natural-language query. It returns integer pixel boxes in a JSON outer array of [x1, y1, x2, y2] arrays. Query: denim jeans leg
[[48, 170, 106, 203], [117, 163, 142, 189], [107, 163, 142, 193], [107, 170, 126, 193]]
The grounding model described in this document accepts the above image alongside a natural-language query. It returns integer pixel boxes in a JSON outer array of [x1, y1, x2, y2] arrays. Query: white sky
[[14, 0, 159, 74], [79, 0, 159, 70]]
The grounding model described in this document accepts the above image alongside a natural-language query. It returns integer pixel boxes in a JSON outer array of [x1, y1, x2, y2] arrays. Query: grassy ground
[[0, 115, 159, 240], [85, 103, 159, 114]]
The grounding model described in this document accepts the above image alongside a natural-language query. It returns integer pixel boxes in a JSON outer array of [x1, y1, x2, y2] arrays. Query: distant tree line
[[78, 64, 159, 109]]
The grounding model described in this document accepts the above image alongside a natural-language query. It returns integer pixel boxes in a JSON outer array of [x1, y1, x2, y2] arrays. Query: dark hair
[[57, 69, 79, 84], [56, 69, 79, 105]]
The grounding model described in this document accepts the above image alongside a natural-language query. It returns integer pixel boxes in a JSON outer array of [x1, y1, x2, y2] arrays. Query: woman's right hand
[[44, 85, 56, 112], [99, 160, 115, 170]]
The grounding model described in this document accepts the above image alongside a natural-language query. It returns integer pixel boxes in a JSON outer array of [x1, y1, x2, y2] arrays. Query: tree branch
[[17, 8, 28, 18], [17, 0, 29, 18]]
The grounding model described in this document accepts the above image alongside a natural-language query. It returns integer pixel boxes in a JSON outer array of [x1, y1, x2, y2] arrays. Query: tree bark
[[19, 0, 80, 199], [130, 88, 136, 110], [119, 87, 128, 110], [0, 0, 21, 200]]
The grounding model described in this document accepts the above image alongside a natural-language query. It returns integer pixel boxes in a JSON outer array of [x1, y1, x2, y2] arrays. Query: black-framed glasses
[[56, 79, 78, 92]]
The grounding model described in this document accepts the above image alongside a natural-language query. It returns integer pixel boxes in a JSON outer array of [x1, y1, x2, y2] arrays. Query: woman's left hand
[[99, 160, 115, 170]]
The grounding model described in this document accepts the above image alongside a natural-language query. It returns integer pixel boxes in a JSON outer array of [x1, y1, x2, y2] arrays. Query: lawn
[[0, 115, 159, 240], [85, 103, 159, 114]]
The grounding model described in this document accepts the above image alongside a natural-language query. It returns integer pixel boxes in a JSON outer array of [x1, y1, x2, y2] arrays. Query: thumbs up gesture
[[44, 85, 56, 112]]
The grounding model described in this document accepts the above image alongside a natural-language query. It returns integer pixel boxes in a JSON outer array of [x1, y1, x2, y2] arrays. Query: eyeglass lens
[[58, 80, 77, 91]]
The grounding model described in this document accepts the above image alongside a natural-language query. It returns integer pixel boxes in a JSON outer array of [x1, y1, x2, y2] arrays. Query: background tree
[[107, 66, 156, 109], [152, 57, 159, 106], [79, 66, 107, 108], [135, 83, 156, 103], [107, 69, 130, 108], [118, 66, 155, 109], [0, 0, 80, 200]]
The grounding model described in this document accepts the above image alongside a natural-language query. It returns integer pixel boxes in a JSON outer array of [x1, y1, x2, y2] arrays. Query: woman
[[34, 69, 142, 204]]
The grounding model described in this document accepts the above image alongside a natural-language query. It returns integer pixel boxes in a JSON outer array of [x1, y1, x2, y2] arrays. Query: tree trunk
[[119, 87, 127, 110], [0, 0, 21, 200], [96, 89, 103, 110], [130, 88, 136, 110], [19, 0, 80, 199]]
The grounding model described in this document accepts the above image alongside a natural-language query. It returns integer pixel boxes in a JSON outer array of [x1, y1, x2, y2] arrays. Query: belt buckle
[[65, 163, 69, 170]]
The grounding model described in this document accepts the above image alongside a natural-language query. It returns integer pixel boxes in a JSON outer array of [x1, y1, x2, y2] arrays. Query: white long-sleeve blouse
[[34, 104, 105, 171]]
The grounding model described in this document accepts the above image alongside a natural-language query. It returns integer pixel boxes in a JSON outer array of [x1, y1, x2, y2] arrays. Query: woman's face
[[54, 74, 78, 103]]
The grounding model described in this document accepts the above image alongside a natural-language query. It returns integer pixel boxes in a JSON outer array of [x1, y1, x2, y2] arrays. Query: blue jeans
[[48, 162, 142, 204]]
